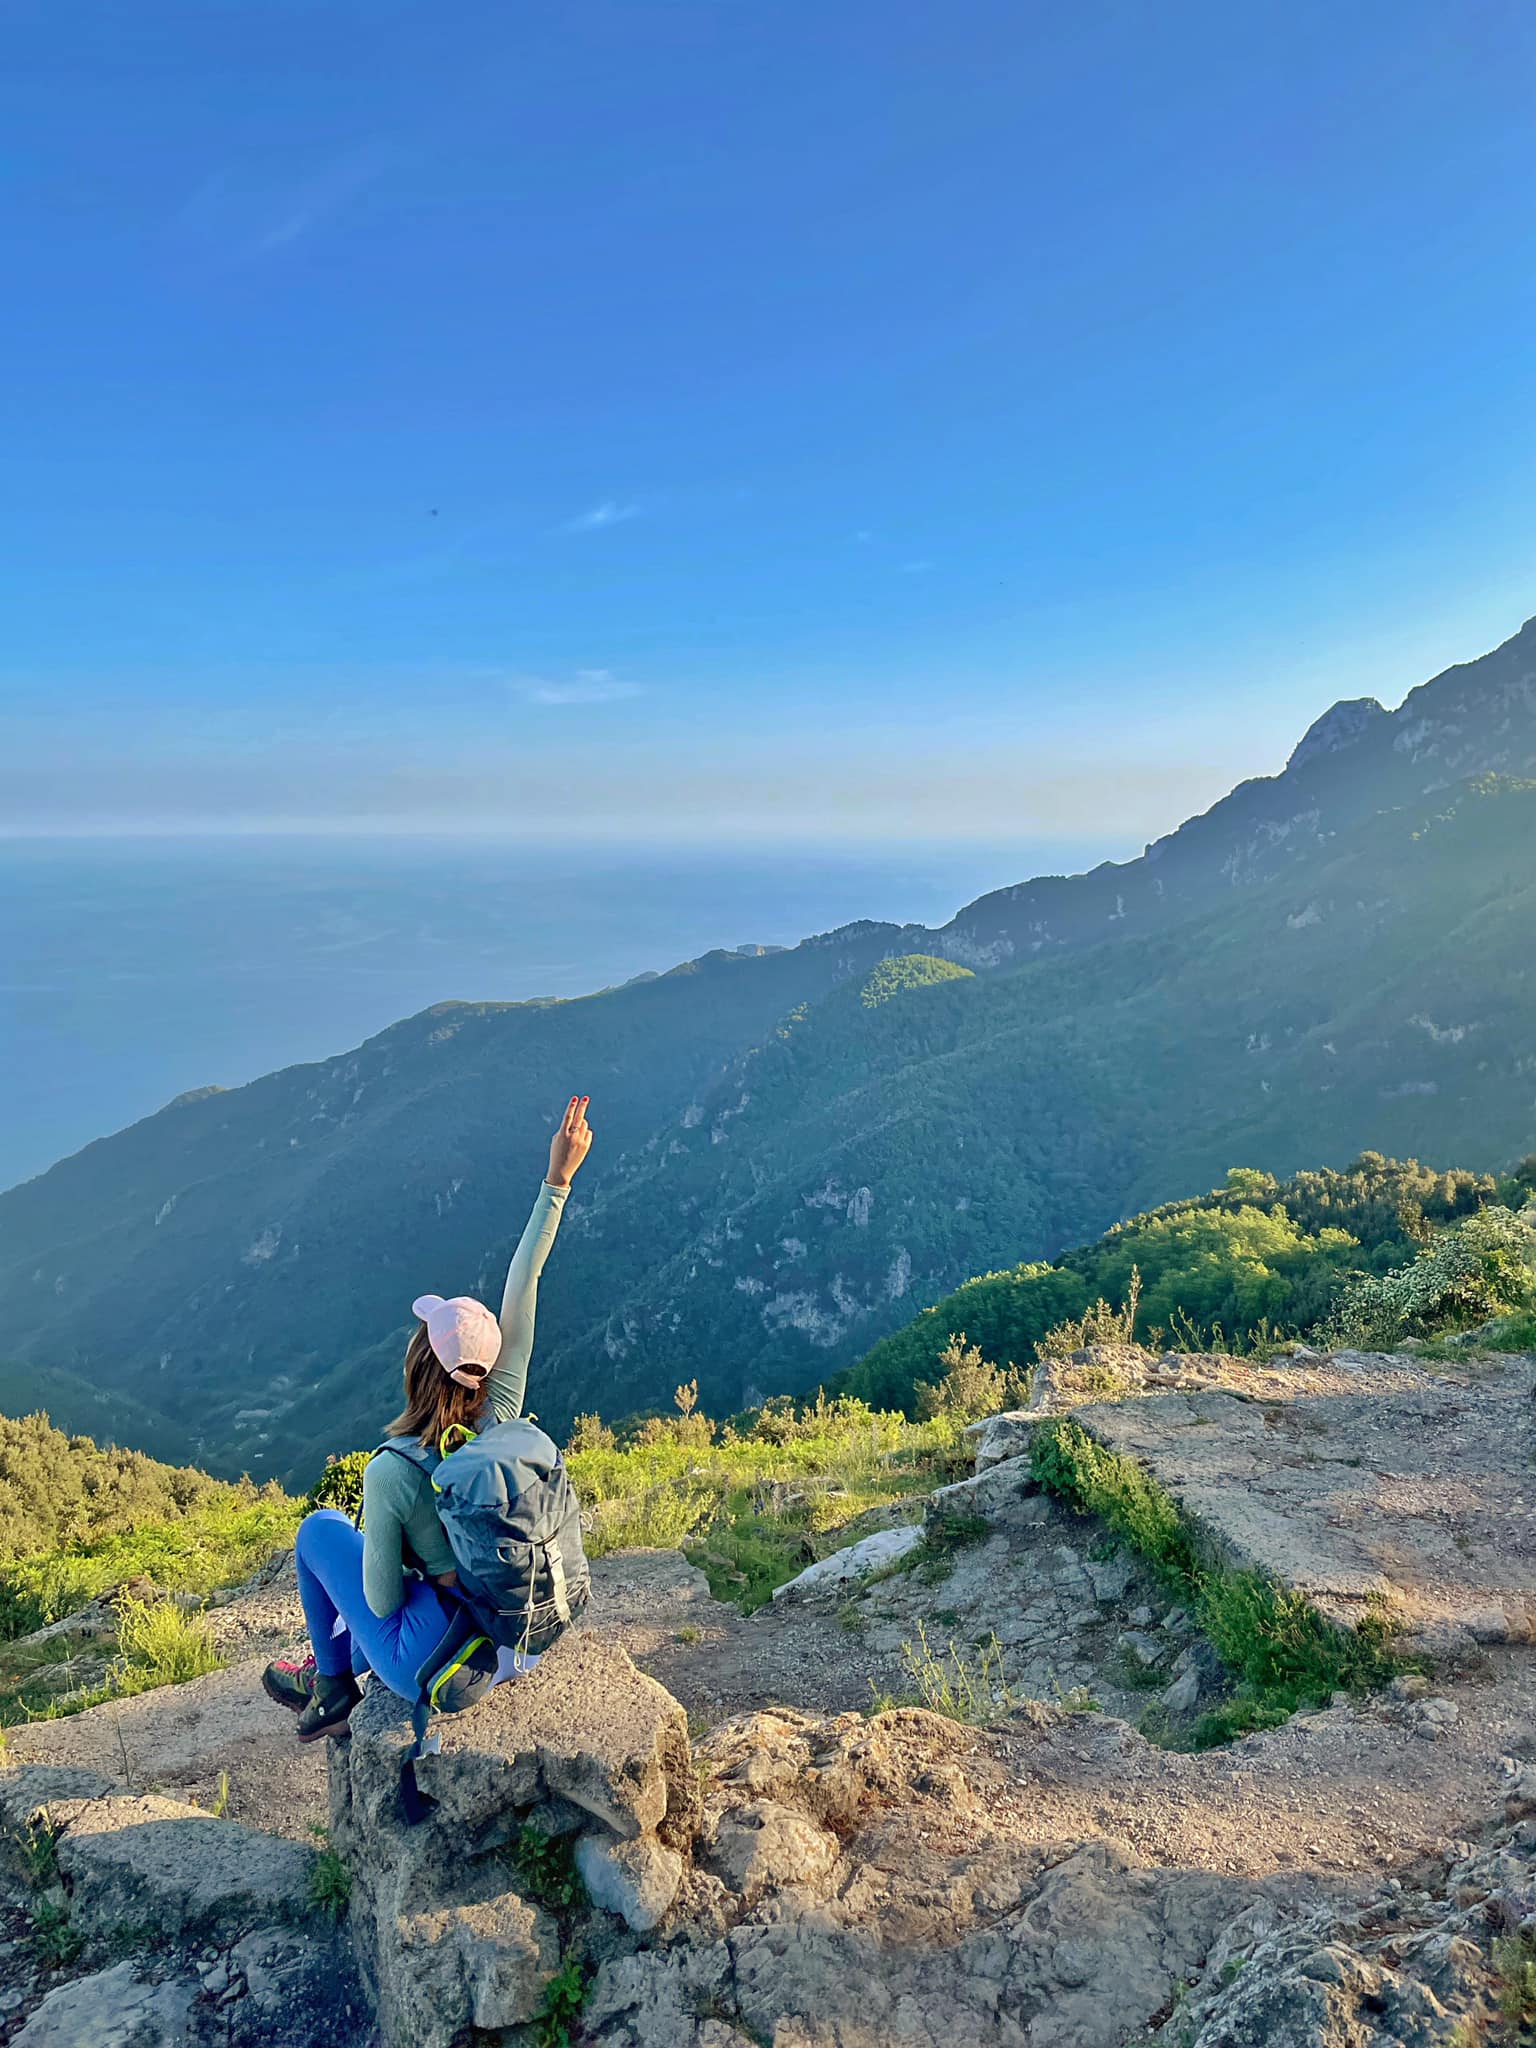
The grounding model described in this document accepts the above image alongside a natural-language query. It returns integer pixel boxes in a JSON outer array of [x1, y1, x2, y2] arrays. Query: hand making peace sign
[[547, 1095, 593, 1189]]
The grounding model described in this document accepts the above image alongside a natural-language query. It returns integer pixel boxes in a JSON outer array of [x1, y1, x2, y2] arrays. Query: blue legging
[[294, 1510, 455, 1698]]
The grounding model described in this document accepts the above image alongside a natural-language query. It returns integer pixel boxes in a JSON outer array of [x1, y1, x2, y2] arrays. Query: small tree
[[566, 1412, 616, 1454], [1036, 1267, 1143, 1363], [674, 1380, 699, 1419], [916, 1334, 1032, 1423]]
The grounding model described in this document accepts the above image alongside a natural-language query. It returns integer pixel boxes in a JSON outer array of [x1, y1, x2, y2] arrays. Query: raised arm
[[487, 1096, 593, 1423]]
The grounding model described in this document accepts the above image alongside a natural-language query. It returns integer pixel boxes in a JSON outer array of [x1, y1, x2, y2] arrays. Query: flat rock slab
[[1077, 1355, 1536, 1645], [48, 1791, 319, 1939]]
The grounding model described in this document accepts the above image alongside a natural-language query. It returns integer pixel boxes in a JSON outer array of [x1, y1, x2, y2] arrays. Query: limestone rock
[[1087, 1555, 1135, 1603], [963, 1408, 1038, 1471], [11, 1961, 198, 2047], [577, 1831, 684, 1931], [771, 1524, 922, 1602], [708, 1798, 840, 1901], [925, 1455, 1042, 1531], [391, 1865, 560, 2044], [49, 1792, 318, 1941], [1162, 1664, 1201, 1715], [336, 1632, 698, 1850], [331, 1636, 698, 2047]]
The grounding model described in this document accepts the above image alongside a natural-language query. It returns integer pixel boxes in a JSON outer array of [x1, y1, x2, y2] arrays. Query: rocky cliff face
[[940, 613, 1536, 968]]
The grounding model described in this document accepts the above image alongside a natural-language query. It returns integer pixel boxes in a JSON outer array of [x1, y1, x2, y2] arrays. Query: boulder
[[47, 1792, 318, 1941], [331, 1635, 699, 2048], [707, 1798, 840, 1901], [771, 1524, 922, 1602], [926, 1455, 1044, 1532], [390, 1865, 560, 2042], [2, 1770, 364, 2048], [575, 1831, 683, 1932], [963, 1408, 1038, 1471], [12, 1961, 198, 2047]]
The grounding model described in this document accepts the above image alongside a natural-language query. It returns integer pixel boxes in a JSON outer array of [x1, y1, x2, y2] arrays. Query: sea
[[0, 834, 1113, 1192]]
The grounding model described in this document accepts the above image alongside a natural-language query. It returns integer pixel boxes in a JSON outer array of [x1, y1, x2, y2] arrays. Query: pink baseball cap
[[411, 1294, 503, 1386]]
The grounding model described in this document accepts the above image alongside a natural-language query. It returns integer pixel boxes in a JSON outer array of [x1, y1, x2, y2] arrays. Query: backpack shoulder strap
[[374, 1436, 439, 1473], [354, 1437, 438, 1530]]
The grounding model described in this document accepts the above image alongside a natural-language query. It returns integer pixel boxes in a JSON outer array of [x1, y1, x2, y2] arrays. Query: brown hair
[[387, 1322, 486, 1450]]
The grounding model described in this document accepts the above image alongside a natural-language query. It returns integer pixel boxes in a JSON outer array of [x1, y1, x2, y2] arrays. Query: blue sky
[[3, 0, 1535, 843]]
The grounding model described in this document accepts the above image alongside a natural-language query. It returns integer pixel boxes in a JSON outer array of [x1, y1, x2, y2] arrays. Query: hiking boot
[[296, 1671, 362, 1743], [261, 1652, 317, 1713]]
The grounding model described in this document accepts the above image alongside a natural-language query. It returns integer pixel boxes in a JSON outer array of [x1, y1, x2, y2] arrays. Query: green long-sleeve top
[[360, 1179, 570, 1617]]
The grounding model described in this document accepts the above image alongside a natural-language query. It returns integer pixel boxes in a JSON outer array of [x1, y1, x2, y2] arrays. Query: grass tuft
[[1494, 1928, 1536, 2038], [29, 1894, 82, 1968], [870, 1622, 1015, 1723], [306, 1826, 352, 1920]]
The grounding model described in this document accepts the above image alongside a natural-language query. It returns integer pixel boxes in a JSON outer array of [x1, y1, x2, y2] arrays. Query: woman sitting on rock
[[263, 1094, 594, 1741]]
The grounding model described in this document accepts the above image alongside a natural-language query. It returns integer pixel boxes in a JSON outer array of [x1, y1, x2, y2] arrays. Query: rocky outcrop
[[1078, 1352, 1536, 1652], [328, 1631, 700, 2048], [1285, 696, 1388, 771], [0, 1764, 364, 2047], [589, 1704, 1253, 2048], [1155, 1777, 1536, 2047], [324, 1641, 1303, 2048]]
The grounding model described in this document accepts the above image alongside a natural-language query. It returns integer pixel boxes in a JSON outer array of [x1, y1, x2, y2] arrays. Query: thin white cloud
[[517, 670, 643, 706], [560, 500, 641, 535], [175, 146, 392, 261], [900, 558, 935, 575]]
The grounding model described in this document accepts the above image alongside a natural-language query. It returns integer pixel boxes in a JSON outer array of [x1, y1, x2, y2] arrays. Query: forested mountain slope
[[2, 618, 1534, 1482], [535, 775, 1536, 1427]]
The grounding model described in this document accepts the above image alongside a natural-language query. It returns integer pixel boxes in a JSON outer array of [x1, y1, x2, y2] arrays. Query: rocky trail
[[5, 1343, 1536, 2045]]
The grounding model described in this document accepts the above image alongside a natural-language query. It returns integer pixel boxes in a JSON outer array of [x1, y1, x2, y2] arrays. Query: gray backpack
[[376, 1416, 591, 1658]]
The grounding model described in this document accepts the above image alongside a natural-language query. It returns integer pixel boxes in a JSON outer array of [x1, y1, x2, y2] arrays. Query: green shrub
[[1030, 1418, 1196, 1581], [534, 1957, 589, 2048], [304, 1451, 371, 1518], [512, 1824, 586, 1910], [913, 1335, 1032, 1423], [565, 1413, 615, 1453], [1036, 1269, 1142, 1363], [1320, 1206, 1536, 1350]]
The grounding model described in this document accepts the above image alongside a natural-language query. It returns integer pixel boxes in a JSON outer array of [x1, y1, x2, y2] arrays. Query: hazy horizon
[[0, 831, 1122, 1190]]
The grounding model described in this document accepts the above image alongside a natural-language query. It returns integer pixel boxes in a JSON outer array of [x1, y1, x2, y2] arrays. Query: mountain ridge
[[3, 618, 1534, 1479]]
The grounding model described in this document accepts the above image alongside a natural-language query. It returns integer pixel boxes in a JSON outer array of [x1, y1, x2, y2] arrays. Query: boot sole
[[296, 1715, 354, 1744]]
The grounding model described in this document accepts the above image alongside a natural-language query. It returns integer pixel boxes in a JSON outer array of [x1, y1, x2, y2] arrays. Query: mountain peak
[[1286, 696, 1389, 772]]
